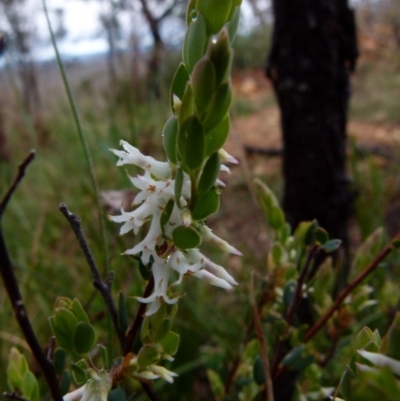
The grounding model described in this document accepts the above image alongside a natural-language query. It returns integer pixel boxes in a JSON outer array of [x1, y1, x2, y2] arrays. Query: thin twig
[[0, 155, 62, 401], [251, 273, 274, 401], [124, 276, 155, 355], [285, 246, 318, 326], [47, 337, 56, 362], [59, 203, 126, 349], [224, 279, 274, 395], [271, 246, 318, 374], [42, 0, 109, 274], [0, 150, 35, 217], [305, 231, 400, 342]]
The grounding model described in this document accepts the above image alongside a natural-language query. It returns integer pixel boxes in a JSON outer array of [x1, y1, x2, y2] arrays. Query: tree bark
[[266, 2, 358, 399], [267, 0, 358, 244]]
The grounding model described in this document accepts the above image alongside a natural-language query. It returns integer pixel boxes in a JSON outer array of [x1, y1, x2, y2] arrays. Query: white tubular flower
[[148, 365, 178, 383], [136, 257, 180, 316], [80, 371, 112, 401], [110, 141, 239, 316], [199, 226, 243, 256], [111, 140, 171, 179], [63, 386, 85, 401], [193, 270, 233, 289], [219, 148, 239, 165]]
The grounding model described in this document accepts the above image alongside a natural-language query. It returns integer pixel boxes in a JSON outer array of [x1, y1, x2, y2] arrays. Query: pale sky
[[1, 0, 364, 62]]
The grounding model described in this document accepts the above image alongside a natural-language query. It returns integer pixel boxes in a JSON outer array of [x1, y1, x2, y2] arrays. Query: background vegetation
[[1, 0, 400, 399]]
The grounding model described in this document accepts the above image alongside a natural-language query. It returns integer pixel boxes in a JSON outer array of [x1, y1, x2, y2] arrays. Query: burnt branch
[[0, 150, 35, 217], [59, 203, 126, 349], [0, 154, 62, 401]]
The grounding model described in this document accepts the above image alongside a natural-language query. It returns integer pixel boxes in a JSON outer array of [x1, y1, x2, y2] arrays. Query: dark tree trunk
[[267, 0, 358, 244], [266, 2, 358, 400]]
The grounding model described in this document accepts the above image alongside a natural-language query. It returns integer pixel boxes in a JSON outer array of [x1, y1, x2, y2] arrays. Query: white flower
[[63, 370, 111, 401], [110, 140, 171, 179], [110, 141, 239, 316]]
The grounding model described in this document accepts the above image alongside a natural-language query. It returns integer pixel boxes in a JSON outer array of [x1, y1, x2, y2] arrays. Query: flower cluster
[[110, 140, 240, 316]]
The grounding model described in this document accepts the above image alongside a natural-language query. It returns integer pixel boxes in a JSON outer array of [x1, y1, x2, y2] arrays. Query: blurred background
[[0, 0, 400, 399]]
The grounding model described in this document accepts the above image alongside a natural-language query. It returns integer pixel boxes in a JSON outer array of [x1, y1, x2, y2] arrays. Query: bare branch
[[0, 153, 62, 401], [251, 273, 274, 401], [305, 231, 400, 342], [0, 150, 35, 217], [59, 203, 126, 349], [124, 276, 155, 355]]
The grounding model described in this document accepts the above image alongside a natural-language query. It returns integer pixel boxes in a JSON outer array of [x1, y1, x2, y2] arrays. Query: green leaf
[[183, 13, 207, 72], [315, 227, 329, 245], [154, 318, 173, 343], [71, 298, 90, 323], [192, 188, 220, 221], [163, 116, 179, 164], [52, 308, 79, 351], [118, 291, 128, 333], [172, 225, 202, 249], [191, 56, 216, 115], [22, 370, 40, 401], [340, 366, 355, 400], [206, 28, 232, 86], [150, 303, 168, 332], [196, 0, 232, 35], [98, 344, 109, 370], [137, 345, 161, 369], [205, 115, 230, 156], [387, 313, 400, 359], [159, 332, 180, 356], [321, 239, 342, 253], [72, 322, 96, 355], [7, 365, 23, 391], [186, 0, 197, 26], [175, 166, 184, 209], [198, 152, 220, 195], [170, 63, 189, 111], [269, 205, 285, 230], [207, 369, 225, 398], [282, 345, 305, 367], [202, 82, 232, 131], [108, 387, 128, 401], [178, 84, 195, 127], [226, 6, 241, 43], [160, 199, 175, 228], [283, 280, 297, 308], [60, 371, 70, 395], [304, 220, 318, 246], [253, 357, 265, 385], [53, 349, 66, 376], [178, 116, 205, 171], [271, 243, 285, 266], [71, 360, 88, 384], [141, 317, 153, 345]]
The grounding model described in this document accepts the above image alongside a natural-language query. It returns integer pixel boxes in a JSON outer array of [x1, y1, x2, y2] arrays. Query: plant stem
[[59, 204, 126, 349], [124, 276, 155, 355], [0, 151, 35, 217], [251, 273, 274, 401], [42, 0, 109, 274], [305, 231, 400, 342]]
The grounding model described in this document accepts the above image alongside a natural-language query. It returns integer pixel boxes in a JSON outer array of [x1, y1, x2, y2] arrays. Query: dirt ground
[[211, 69, 400, 260]]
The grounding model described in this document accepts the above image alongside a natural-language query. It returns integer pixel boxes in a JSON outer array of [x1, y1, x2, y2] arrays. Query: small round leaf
[[192, 189, 220, 221], [72, 322, 96, 355], [172, 225, 202, 249]]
